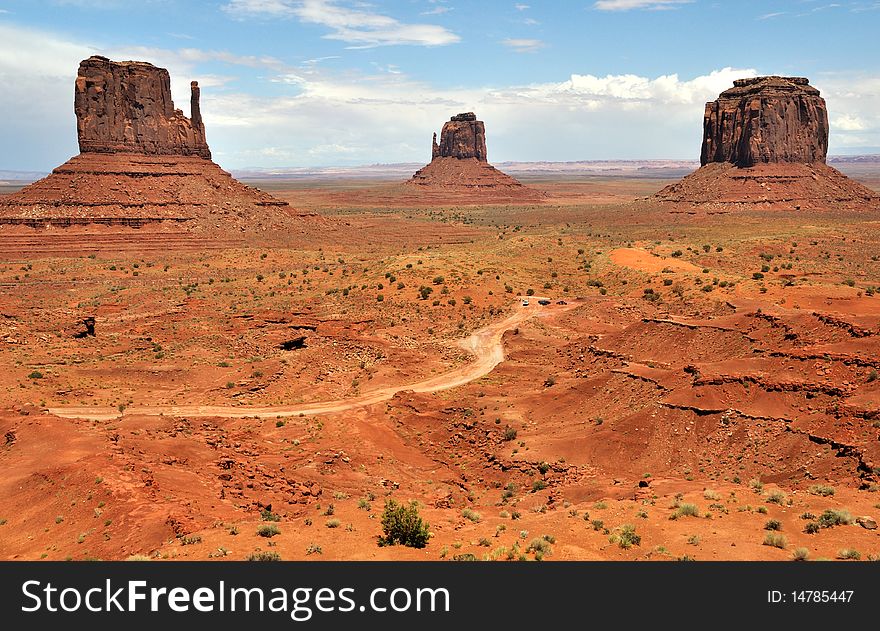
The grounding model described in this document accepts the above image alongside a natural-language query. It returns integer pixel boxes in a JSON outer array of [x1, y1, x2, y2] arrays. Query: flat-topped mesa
[[75, 55, 211, 159], [434, 112, 487, 162], [700, 76, 828, 168]]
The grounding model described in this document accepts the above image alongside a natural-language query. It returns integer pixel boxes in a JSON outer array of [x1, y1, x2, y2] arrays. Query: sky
[[0, 0, 879, 171]]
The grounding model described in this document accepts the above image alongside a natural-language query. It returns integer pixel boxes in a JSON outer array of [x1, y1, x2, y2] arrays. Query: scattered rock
[[856, 516, 877, 530]]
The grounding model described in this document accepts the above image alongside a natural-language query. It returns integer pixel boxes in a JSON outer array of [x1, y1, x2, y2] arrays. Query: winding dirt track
[[49, 300, 579, 422]]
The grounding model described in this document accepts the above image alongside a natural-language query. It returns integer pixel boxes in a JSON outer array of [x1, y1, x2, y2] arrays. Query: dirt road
[[49, 300, 578, 421]]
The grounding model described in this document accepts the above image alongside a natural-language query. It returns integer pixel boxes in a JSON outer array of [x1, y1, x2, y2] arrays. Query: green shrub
[[462, 508, 481, 523], [257, 524, 280, 538], [260, 509, 281, 522], [764, 519, 782, 531], [817, 509, 853, 529], [612, 524, 641, 549], [671, 503, 699, 519], [526, 537, 552, 560], [808, 485, 835, 497], [838, 548, 861, 560], [766, 491, 788, 505], [378, 500, 430, 548], [247, 551, 281, 561], [763, 532, 787, 549], [452, 553, 477, 561]]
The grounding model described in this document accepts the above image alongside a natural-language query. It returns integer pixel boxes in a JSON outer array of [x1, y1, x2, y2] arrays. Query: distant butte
[[654, 76, 879, 212], [0, 56, 315, 232], [405, 112, 544, 202]]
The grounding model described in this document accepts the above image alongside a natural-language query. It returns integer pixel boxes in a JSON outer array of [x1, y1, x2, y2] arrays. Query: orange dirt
[[1, 175, 879, 562]]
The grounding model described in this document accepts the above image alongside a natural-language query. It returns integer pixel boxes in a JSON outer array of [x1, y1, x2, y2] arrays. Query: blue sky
[[1, 0, 879, 171]]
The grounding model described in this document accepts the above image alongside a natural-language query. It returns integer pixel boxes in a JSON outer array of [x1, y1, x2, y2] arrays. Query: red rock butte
[[405, 112, 544, 202], [0, 55, 313, 232], [654, 76, 879, 212]]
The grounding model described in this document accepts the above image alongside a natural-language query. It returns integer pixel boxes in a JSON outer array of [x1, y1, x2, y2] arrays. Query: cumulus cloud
[[223, 0, 460, 47]]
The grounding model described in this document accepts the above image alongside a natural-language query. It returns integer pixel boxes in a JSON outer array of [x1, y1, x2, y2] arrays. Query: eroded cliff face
[[700, 76, 828, 168], [434, 112, 487, 162], [0, 56, 316, 232], [75, 55, 211, 159]]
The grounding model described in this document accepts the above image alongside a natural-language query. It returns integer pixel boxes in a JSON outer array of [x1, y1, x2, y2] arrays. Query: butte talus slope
[[654, 76, 879, 212], [0, 55, 314, 233], [405, 112, 545, 202]]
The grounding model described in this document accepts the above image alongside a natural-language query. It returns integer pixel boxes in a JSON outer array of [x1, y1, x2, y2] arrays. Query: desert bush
[[526, 537, 552, 560], [671, 503, 700, 519], [764, 519, 782, 531], [838, 548, 861, 560], [261, 509, 280, 522], [378, 500, 430, 548], [817, 509, 853, 529], [257, 524, 280, 538], [792, 547, 809, 561], [612, 524, 641, 549], [808, 485, 835, 497], [766, 491, 789, 505], [461, 508, 482, 523], [247, 551, 281, 561], [763, 533, 788, 549]]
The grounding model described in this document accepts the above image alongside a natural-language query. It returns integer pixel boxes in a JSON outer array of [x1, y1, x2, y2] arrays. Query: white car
[[522, 300, 530, 306]]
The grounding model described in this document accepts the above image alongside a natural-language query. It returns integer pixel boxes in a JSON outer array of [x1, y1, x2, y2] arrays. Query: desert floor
[[1, 170, 879, 561]]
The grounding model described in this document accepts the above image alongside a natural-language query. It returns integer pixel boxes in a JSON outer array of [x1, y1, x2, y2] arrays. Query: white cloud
[[501, 38, 545, 53], [515, 3, 530, 9], [833, 114, 867, 131], [594, 0, 693, 10], [2, 21, 879, 172], [421, 6, 452, 16], [223, 0, 460, 47]]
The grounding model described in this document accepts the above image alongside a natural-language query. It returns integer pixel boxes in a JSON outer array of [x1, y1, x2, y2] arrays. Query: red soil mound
[[653, 162, 880, 213], [0, 153, 313, 233], [404, 156, 545, 202]]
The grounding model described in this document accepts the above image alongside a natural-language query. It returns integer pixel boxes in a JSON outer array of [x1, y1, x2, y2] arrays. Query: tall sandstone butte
[[405, 112, 543, 201], [700, 76, 829, 167], [654, 75, 877, 211], [434, 112, 488, 162], [75, 56, 211, 159], [0, 56, 311, 232]]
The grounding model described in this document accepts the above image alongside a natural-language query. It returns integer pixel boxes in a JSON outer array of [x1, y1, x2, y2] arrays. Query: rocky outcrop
[[405, 112, 544, 202], [75, 55, 211, 159], [0, 56, 316, 233], [652, 76, 879, 212], [434, 112, 487, 162], [701, 76, 828, 167]]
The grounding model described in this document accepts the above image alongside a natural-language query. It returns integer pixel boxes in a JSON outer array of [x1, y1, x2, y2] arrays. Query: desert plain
[[1, 161, 880, 562]]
